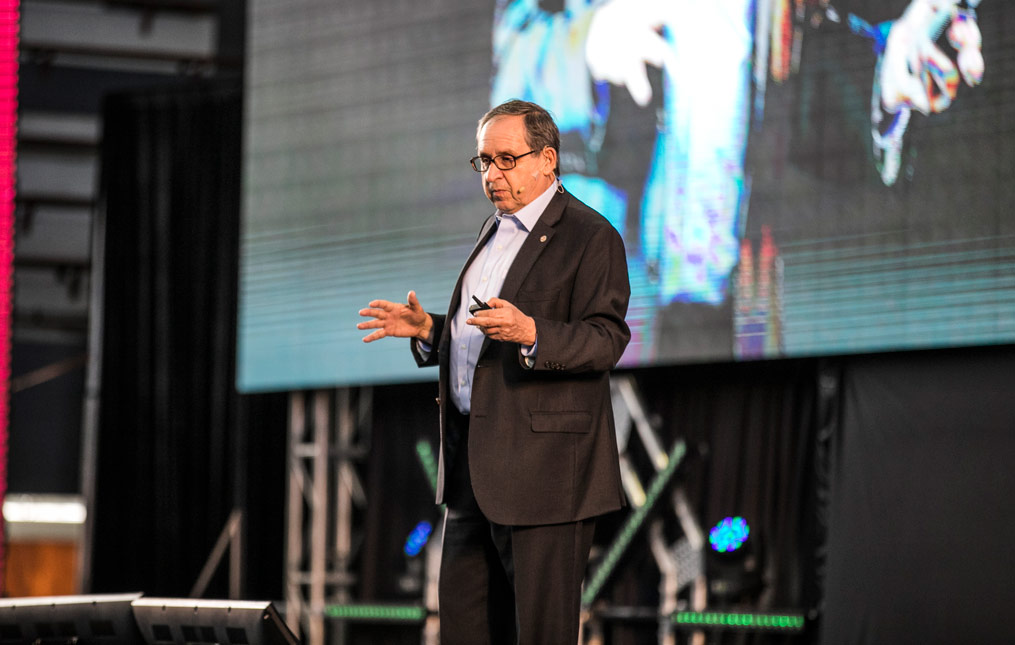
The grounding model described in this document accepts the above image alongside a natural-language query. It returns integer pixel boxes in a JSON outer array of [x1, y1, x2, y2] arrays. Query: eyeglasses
[[470, 150, 538, 172]]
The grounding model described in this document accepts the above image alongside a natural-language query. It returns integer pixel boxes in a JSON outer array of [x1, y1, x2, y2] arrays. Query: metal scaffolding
[[281, 377, 727, 644], [284, 388, 371, 645]]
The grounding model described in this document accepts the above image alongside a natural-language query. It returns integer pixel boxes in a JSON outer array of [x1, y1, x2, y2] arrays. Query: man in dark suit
[[358, 100, 630, 643]]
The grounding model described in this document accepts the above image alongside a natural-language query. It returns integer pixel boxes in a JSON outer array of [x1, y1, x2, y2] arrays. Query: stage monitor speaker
[[130, 598, 298, 645], [0, 592, 145, 644]]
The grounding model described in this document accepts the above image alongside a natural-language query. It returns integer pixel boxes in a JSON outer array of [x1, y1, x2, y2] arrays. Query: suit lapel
[[497, 189, 567, 302]]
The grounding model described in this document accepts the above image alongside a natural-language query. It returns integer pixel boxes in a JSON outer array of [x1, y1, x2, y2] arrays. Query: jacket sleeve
[[528, 223, 630, 373], [411, 313, 445, 367]]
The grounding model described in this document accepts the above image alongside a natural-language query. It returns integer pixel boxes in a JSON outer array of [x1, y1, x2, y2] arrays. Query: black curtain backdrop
[[91, 82, 287, 599], [598, 360, 824, 645], [821, 344, 1015, 645]]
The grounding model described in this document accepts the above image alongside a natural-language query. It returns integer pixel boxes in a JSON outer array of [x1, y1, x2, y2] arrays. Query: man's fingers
[[407, 290, 421, 310], [359, 293, 427, 343], [486, 297, 514, 310], [361, 329, 386, 343], [468, 314, 499, 330]]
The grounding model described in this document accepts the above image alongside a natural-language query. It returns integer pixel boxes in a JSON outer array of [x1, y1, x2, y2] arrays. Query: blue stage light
[[403, 521, 433, 557], [709, 516, 750, 553]]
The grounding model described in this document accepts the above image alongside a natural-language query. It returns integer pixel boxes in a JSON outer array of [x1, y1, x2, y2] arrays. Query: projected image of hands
[[583, 0, 679, 108], [848, 0, 984, 185]]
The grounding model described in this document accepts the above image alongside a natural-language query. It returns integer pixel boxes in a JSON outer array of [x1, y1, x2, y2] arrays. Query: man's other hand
[[358, 290, 434, 343], [467, 297, 537, 346]]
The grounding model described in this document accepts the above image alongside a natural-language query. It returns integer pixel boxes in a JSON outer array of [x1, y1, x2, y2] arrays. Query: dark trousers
[[439, 410, 596, 645]]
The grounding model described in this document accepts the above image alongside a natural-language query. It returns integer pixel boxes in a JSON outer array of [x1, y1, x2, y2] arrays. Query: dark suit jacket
[[413, 189, 631, 526]]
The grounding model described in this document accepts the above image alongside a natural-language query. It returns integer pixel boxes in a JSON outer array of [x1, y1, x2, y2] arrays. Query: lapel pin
[[540, 235, 547, 243]]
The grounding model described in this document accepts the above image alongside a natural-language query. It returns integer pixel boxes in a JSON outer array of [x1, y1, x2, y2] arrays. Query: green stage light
[[415, 440, 439, 494], [672, 610, 805, 632], [324, 604, 428, 622]]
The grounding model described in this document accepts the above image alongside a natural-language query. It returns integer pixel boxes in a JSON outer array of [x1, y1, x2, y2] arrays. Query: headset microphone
[[517, 170, 540, 195]]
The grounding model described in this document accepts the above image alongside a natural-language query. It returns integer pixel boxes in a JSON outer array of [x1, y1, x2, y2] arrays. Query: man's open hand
[[358, 290, 434, 343], [467, 297, 537, 346]]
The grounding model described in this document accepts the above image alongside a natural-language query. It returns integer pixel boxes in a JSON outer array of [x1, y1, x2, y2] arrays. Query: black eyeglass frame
[[470, 149, 539, 172]]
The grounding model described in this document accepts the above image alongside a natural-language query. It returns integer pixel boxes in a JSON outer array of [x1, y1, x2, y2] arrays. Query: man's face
[[476, 115, 555, 214]]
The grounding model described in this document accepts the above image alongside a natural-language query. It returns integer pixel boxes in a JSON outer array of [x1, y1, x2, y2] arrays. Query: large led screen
[[239, 0, 1015, 392]]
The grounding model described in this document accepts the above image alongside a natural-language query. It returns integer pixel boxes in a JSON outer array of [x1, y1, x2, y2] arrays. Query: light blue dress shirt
[[421, 180, 559, 415]]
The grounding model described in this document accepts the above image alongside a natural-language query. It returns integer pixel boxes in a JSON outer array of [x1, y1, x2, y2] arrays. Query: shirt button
[[481, 276, 488, 282], [496, 244, 503, 250]]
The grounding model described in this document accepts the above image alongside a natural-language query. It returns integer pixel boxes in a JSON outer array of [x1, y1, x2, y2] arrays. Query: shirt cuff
[[416, 338, 432, 360], [520, 338, 537, 369]]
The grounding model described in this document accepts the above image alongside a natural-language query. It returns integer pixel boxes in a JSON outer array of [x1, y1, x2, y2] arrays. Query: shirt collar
[[496, 179, 559, 232]]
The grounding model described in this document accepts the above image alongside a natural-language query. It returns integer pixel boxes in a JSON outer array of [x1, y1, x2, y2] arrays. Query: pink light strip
[[0, 0, 20, 594]]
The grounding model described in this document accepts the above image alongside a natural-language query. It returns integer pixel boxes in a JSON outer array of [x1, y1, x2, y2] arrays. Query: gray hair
[[478, 100, 560, 176]]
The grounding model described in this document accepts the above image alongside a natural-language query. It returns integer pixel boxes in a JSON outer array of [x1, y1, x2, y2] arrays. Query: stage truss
[[283, 378, 806, 645]]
